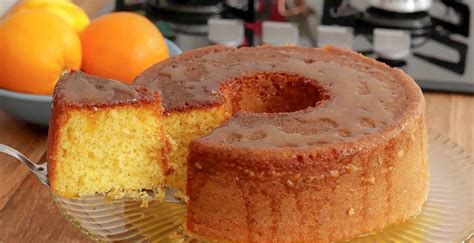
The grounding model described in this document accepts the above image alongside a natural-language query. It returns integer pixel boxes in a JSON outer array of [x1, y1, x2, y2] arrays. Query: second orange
[[80, 12, 169, 84]]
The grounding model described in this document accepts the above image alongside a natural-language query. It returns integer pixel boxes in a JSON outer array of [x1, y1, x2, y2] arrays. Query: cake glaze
[[136, 45, 419, 146], [136, 45, 429, 242], [55, 71, 155, 106]]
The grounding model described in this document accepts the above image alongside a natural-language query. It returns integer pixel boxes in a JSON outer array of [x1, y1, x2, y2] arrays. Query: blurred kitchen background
[[1, 0, 472, 93]]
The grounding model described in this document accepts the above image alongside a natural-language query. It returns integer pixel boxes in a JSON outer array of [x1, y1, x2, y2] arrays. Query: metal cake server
[[0, 144, 48, 186]]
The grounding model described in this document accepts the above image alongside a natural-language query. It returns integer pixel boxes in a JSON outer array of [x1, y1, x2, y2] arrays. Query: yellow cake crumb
[[52, 106, 167, 198], [163, 106, 230, 191]]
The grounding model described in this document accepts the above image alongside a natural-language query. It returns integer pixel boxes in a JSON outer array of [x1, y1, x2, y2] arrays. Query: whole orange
[[80, 12, 169, 83], [0, 9, 82, 95], [5, 0, 90, 32]]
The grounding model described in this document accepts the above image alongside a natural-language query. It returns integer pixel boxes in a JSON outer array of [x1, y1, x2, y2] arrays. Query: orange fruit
[[80, 12, 169, 84], [0, 9, 81, 95], [6, 0, 90, 32]]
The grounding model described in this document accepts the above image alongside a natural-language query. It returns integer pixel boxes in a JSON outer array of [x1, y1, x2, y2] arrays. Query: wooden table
[[0, 92, 472, 242]]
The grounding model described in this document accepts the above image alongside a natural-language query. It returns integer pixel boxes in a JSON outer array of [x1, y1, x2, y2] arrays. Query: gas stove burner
[[360, 7, 432, 36], [369, 0, 433, 13], [149, 0, 223, 26], [169, 0, 222, 5], [376, 57, 407, 68], [320, 0, 472, 93]]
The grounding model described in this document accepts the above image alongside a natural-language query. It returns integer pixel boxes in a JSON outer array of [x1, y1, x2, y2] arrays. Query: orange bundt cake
[[135, 45, 429, 242], [48, 71, 168, 198]]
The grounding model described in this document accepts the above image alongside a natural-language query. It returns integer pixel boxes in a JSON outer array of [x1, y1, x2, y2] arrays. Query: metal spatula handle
[[0, 144, 49, 186]]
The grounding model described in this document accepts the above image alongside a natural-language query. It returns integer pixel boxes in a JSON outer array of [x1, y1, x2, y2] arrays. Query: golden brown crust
[[47, 102, 61, 190], [187, 114, 428, 242]]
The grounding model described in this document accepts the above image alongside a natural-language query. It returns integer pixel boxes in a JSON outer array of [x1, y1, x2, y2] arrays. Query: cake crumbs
[[329, 170, 339, 177], [270, 170, 281, 177], [397, 149, 405, 158], [348, 208, 355, 216], [346, 164, 359, 173], [367, 176, 376, 184], [168, 226, 187, 242], [244, 169, 255, 177], [195, 162, 203, 170], [174, 190, 190, 203], [140, 199, 149, 208]]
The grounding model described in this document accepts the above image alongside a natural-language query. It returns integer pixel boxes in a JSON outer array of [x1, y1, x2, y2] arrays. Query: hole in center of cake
[[229, 72, 329, 113]]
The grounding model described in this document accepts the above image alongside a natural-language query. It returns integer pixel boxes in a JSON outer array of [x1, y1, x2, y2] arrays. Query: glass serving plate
[[1, 129, 472, 242]]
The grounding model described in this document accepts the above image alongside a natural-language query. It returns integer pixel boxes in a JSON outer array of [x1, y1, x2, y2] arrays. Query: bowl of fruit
[[0, 5, 180, 127]]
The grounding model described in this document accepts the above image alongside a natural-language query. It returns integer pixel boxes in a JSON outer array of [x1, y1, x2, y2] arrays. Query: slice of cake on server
[[47, 71, 169, 198]]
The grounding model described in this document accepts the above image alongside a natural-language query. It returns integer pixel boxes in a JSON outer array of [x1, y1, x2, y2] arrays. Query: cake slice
[[47, 71, 168, 198]]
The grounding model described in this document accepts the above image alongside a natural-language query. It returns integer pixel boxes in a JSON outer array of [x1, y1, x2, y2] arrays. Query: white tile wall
[[0, 0, 17, 17]]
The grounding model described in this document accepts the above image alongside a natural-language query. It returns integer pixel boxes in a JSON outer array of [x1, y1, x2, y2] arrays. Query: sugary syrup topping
[[55, 71, 154, 107], [136, 46, 421, 147]]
